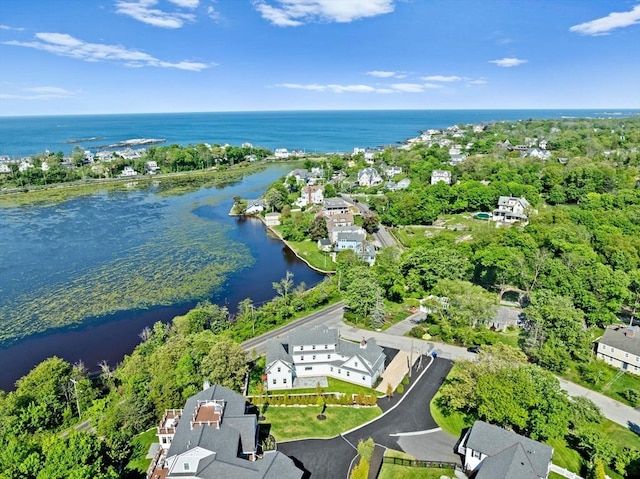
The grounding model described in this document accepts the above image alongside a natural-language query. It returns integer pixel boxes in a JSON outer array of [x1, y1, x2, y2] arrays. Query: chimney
[[625, 327, 637, 338], [360, 338, 367, 349]]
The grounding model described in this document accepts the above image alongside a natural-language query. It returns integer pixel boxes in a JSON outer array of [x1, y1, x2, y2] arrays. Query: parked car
[[467, 346, 481, 353]]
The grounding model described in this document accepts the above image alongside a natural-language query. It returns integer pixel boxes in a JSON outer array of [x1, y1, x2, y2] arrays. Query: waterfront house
[[145, 161, 160, 174], [120, 166, 138, 177], [335, 231, 367, 252], [265, 326, 385, 390], [245, 199, 267, 215], [317, 238, 332, 252], [325, 212, 354, 230], [597, 325, 640, 375], [492, 196, 531, 223], [328, 224, 365, 244], [147, 384, 303, 479], [357, 168, 383, 188], [18, 160, 34, 172], [286, 168, 308, 185], [430, 170, 452, 185], [274, 148, 290, 159], [0, 164, 11, 174], [458, 421, 553, 478]]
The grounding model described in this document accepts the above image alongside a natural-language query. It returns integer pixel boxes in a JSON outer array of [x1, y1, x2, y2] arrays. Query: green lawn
[[378, 465, 456, 479], [125, 428, 158, 474], [429, 392, 470, 437], [265, 405, 381, 441], [391, 214, 496, 247], [563, 361, 640, 407], [284, 239, 336, 272]]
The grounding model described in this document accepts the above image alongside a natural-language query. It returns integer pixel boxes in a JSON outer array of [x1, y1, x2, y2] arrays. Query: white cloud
[[421, 75, 463, 82], [115, 0, 196, 28], [0, 25, 24, 31], [367, 70, 399, 78], [0, 86, 77, 100], [489, 57, 528, 67], [570, 5, 640, 35], [254, 0, 394, 26], [3, 32, 211, 71], [278, 81, 441, 94], [467, 78, 488, 85]]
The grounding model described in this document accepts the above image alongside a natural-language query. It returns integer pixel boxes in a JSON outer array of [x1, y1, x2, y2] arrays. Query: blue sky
[[1, 0, 639, 116]]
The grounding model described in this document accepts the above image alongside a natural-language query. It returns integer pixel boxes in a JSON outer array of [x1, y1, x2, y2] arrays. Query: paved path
[[374, 350, 410, 393]]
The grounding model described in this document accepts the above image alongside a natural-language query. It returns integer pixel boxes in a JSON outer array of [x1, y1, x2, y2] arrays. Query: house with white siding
[[597, 325, 640, 375], [265, 326, 386, 390], [492, 196, 531, 223]]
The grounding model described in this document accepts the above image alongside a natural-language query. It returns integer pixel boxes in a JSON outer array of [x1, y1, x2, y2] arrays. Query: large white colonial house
[[265, 326, 386, 390], [458, 421, 553, 479], [492, 196, 531, 223], [430, 169, 452, 185], [295, 185, 324, 207], [357, 167, 383, 187], [147, 384, 303, 479], [597, 325, 640, 375]]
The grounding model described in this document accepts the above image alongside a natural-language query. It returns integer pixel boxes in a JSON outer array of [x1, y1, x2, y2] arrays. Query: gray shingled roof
[[475, 443, 539, 479], [266, 340, 293, 368], [466, 421, 552, 479], [287, 325, 338, 347], [599, 325, 640, 356], [165, 385, 302, 479], [337, 337, 385, 374]]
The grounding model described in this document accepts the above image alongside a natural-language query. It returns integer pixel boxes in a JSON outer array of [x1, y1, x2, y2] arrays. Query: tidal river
[[0, 165, 323, 390]]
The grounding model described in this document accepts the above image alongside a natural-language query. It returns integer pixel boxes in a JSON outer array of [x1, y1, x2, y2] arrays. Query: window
[[184, 463, 190, 470], [272, 379, 276, 384], [300, 356, 304, 361], [625, 353, 629, 358], [325, 345, 328, 349], [162, 437, 167, 444], [362, 376, 365, 380], [472, 450, 482, 459], [312, 345, 316, 350], [327, 355, 331, 359], [277, 367, 281, 372], [338, 369, 341, 374], [347, 371, 350, 377], [355, 361, 358, 367], [305, 367, 312, 371], [283, 378, 287, 384], [313, 355, 316, 360], [330, 367, 334, 372]]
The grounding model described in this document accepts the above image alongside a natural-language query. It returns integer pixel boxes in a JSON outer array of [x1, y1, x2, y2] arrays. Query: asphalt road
[[278, 358, 457, 479], [241, 301, 345, 356], [341, 194, 398, 249]]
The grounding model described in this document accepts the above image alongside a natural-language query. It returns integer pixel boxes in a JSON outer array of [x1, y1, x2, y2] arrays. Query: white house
[[286, 168, 308, 185], [430, 170, 452, 185], [264, 212, 281, 226], [492, 196, 531, 223], [329, 225, 365, 244], [265, 326, 386, 390], [120, 166, 138, 177], [325, 212, 354, 231], [295, 185, 324, 207], [148, 384, 303, 479], [0, 164, 11, 174], [274, 148, 290, 159], [357, 168, 383, 187], [386, 178, 411, 191], [145, 161, 160, 174], [597, 325, 640, 375], [384, 166, 402, 178], [335, 231, 367, 252], [245, 199, 267, 214], [457, 421, 553, 479], [18, 160, 34, 172]]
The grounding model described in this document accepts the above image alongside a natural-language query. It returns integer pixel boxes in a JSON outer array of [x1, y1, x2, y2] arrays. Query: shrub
[[408, 326, 426, 338], [619, 388, 640, 406], [402, 375, 409, 386], [427, 324, 441, 336], [397, 384, 404, 394]]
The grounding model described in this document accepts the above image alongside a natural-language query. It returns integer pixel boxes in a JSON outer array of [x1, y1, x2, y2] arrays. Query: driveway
[[278, 357, 459, 479]]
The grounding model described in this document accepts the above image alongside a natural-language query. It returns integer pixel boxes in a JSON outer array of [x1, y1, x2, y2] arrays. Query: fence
[[382, 456, 462, 471]]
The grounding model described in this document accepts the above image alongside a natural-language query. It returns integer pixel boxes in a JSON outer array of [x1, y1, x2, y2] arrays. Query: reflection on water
[[0, 166, 323, 390]]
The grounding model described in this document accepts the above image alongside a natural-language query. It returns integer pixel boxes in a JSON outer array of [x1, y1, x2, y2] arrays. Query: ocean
[[1, 109, 638, 158]]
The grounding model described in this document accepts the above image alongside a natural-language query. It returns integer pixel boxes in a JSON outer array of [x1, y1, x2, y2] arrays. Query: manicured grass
[[265, 405, 381, 441], [125, 428, 158, 474], [378, 465, 456, 479], [429, 392, 470, 437], [563, 360, 640, 407], [546, 437, 583, 475], [284, 239, 336, 272], [600, 418, 640, 451]]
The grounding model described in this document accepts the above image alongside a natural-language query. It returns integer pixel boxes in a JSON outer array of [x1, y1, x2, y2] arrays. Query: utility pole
[[70, 379, 81, 418]]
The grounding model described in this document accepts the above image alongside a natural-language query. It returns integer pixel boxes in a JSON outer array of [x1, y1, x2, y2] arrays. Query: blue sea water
[[1, 109, 638, 158]]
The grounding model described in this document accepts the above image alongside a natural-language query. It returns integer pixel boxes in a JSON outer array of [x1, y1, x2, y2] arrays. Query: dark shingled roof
[[599, 325, 640, 356], [466, 421, 552, 479], [475, 443, 539, 479], [165, 385, 303, 479]]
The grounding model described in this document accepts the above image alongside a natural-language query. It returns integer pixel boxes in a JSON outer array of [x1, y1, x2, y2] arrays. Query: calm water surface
[[0, 165, 323, 390]]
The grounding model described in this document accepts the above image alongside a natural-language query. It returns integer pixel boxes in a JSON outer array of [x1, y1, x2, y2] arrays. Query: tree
[[369, 296, 386, 329], [272, 271, 294, 301], [200, 339, 248, 392], [310, 215, 328, 241], [433, 279, 496, 328], [264, 184, 288, 212], [344, 274, 383, 322], [361, 212, 379, 234]]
